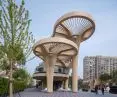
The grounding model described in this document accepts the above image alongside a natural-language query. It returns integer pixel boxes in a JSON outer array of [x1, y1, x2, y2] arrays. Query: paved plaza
[[14, 88, 117, 97]]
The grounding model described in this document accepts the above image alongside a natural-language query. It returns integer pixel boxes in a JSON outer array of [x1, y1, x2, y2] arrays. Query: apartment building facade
[[83, 56, 117, 82]]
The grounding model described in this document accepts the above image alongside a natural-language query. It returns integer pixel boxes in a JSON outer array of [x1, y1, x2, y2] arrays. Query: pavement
[[13, 88, 117, 97]]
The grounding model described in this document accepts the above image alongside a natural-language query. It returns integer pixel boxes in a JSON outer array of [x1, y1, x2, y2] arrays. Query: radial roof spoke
[[53, 12, 95, 42]]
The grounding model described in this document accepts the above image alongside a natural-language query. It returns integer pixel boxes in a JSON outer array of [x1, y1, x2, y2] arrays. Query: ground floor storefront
[[35, 76, 69, 91]]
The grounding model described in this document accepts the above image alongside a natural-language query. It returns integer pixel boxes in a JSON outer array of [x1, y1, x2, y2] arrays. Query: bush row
[[0, 77, 8, 95], [0, 77, 27, 96]]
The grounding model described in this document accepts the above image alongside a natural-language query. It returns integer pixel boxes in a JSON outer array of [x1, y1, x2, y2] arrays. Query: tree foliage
[[110, 70, 117, 84], [78, 79, 83, 89], [0, 0, 35, 96], [0, 0, 35, 65], [13, 68, 29, 81], [99, 73, 110, 83]]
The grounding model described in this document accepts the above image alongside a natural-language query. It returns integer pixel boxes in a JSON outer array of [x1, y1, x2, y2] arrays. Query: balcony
[[34, 65, 70, 74], [33, 72, 69, 80]]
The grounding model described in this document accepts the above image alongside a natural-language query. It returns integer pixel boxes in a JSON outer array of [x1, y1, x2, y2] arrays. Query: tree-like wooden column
[[72, 55, 78, 92], [46, 54, 56, 92], [65, 78, 69, 90], [52, 12, 95, 92], [72, 36, 81, 92]]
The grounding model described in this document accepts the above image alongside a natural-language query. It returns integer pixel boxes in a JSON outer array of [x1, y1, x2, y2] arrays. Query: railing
[[33, 72, 69, 78]]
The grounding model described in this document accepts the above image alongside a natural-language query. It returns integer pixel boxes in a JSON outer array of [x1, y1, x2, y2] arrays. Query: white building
[[83, 56, 117, 82]]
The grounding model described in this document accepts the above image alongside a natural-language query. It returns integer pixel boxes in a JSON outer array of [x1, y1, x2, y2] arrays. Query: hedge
[[13, 80, 27, 92], [0, 77, 27, 96], [0, 77, 8, 96]]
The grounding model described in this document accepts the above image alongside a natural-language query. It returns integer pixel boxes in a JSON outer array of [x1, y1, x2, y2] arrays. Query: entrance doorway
[[53, 81, 62, 90]]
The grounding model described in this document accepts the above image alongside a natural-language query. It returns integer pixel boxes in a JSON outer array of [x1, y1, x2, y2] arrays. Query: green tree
[[13, 68, 29, 81], [13, 68, 32, 86], [78, 79, 83, 89], [110, 70, 117, 85], [68, 76, 72, 88], [99, 73, 110, 83], [0, 0, 34, 97], [0, 49, 10, 76]]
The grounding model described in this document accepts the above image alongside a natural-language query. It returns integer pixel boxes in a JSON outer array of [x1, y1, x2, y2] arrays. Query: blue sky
[[20, 0, 117, 78]]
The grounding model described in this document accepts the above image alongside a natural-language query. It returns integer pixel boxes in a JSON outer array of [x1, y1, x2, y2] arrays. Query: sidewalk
[[13, 88, 117, 97]]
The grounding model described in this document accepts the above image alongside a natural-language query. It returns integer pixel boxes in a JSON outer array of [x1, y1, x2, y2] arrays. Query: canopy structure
[[33, 37, 78, 66], [33, 37, 78, 92], [33, 11, 95, 92], [52, 12, 95, 44], [52, 12, 95, 92]]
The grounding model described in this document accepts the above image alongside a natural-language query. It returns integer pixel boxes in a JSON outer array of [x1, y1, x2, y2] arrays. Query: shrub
[[13, 80, 27, 93], [0, 77, 9, 95], [0, 77, 27, 95]]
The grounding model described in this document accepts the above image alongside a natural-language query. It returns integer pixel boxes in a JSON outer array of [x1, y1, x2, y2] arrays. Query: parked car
[[109, 86, 117, 94]]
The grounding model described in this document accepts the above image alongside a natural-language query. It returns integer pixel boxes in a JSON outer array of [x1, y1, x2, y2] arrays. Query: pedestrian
[[95, 85, 98, 94], [106, 86, 110, 93], [101, 85, 105, 95], [36, 84, 38, 88]]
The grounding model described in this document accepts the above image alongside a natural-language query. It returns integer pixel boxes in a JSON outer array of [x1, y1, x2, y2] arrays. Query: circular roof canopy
[[52, 12, 95, 42], [33, 37, 78, 66]]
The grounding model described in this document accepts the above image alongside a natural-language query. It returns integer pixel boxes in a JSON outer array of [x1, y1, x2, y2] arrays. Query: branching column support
[[45, 54, 56, 93], [65, 78, 69, 90], [72, 36, 81, 92]]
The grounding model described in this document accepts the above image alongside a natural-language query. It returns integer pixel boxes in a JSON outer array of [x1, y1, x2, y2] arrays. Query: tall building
[[83, 56, 117, 82]]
